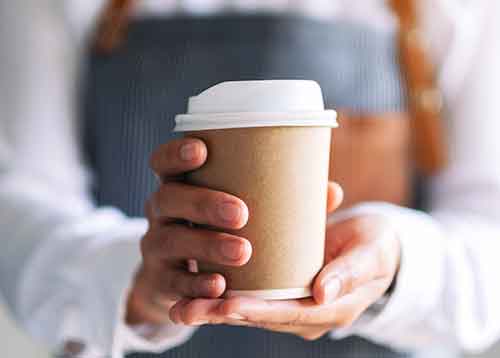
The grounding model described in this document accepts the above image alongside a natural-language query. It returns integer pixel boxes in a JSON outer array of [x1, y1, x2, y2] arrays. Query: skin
[[127, 137, 401, 340]]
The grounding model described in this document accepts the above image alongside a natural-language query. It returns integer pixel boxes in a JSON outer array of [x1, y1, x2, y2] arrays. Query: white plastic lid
[[174, 80, 338, 132]]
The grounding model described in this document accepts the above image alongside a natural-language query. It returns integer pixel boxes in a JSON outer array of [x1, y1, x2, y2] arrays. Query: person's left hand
[[168, 191, 401, 341]]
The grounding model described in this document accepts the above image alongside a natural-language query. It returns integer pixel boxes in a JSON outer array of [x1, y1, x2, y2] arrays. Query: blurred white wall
[[0, 301, 499, 358]]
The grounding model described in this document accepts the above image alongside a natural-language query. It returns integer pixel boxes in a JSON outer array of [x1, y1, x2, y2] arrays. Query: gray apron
[[83, 15, 435, 358]]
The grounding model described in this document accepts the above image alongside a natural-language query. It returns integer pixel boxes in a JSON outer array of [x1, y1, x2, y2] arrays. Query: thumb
[[312, 243, 383, 305]]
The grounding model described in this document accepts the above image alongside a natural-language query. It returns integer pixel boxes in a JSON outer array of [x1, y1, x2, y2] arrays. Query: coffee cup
[[174, 80, 337, 300]]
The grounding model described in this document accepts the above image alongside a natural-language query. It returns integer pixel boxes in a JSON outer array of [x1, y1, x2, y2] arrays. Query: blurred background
[[2, 1, 500, 357]]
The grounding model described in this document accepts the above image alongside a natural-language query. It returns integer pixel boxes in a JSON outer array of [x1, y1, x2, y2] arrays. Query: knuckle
[[159, 226, 177, 256], [149, 190, 163, 215], [140, 232, 167, 269], [193, 192, 213, 222], [185, 276, 201, 297], [290, 311, 307, 326], [334, 263, 352, 294], [206, 234, 225, 262], [140, 232, 155, 260], [158, 182, 173, 199], [163, 276, 180, 299], [168, 274, 185, 295], [149, 144, 168, 172], [181, 300, 200, 324]]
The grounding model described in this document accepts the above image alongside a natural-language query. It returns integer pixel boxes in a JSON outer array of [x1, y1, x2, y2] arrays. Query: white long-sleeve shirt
[[0, 0, 499, 357]]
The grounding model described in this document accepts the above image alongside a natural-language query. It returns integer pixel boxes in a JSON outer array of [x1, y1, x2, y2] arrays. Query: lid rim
[[174, 110, 338, 132]]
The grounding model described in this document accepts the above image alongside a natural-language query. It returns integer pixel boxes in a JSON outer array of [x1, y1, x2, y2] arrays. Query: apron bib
[[83, 15, 432, 358]]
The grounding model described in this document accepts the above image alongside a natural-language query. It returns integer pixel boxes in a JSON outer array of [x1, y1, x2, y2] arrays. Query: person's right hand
[[126, 137, 252, 325]]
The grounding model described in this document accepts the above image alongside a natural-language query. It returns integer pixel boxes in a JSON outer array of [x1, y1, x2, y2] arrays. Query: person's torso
[[82, 14, 449, 358]]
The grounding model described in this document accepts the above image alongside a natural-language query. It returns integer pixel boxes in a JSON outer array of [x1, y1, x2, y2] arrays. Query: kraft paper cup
[[174, 80, 337, 300]]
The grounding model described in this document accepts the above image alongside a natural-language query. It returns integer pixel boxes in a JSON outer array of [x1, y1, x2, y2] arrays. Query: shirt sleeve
[[329, 0, 500, 354], [0, 1, 195, 356]]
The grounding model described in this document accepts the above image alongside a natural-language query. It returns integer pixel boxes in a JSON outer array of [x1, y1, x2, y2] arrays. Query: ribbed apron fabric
[[83, 15, 412, 358]]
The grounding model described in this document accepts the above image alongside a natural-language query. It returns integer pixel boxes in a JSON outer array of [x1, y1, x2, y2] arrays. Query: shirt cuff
[[114, 288, 197, 356], [327, 202, 446, 350]]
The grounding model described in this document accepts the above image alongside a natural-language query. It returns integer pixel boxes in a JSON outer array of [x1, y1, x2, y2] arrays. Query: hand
[[126, 137, 345, 326], [168, 214, 401, 341], [126, 137, 252, 325]]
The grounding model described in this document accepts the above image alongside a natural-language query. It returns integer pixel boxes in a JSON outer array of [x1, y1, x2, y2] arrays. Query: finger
[[126, 296, 174, 326], [126, 274, 176, 326], [144, 198, 164, 228], [153, 269, 226, 300], [223, 280, 388, 332], [151, 182, 249, 229], [326, 182, 344, 213], [150, 137, 207, 179], [169, 298, 192, 324], [170, 298, 224, 325], [318, 279, 390, 329], [144, 224, 252, 266], [313, 243, 385, 305], [216, 278, 390, 329], [217, 297, 327, 326]]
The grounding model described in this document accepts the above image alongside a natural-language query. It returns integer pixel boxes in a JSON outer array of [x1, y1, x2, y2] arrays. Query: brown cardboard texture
[[187, 126, 332, 298]]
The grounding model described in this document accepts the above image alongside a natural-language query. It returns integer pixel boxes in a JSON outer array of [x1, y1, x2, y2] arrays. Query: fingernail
[[201, 277, 220, 295], [187, 259, 199, 273], [180, 143, 198, 161], [226, 313, 245, 320], [221, 240, 244, 261], [324, 278, 342, 303], [217, 202, 241, 223]]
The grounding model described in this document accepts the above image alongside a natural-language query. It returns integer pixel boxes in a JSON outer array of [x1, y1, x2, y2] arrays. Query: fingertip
[[312, 280, 327, 305], [169, 308, 180, 324], [232, 200, 250, 230], [209, 273, 227, 298], [215, 198, 249, 230], [180, 300, 199, 325], [179, 138, 207, 166], [235, 239, 253, 266], [150, 137, 208, 178], [241, 202, 250, 227], [199, 273, 226, 298], [169, 298, 191, 324], [327, 182, 344, 213], [312, 268, 332, 305]]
